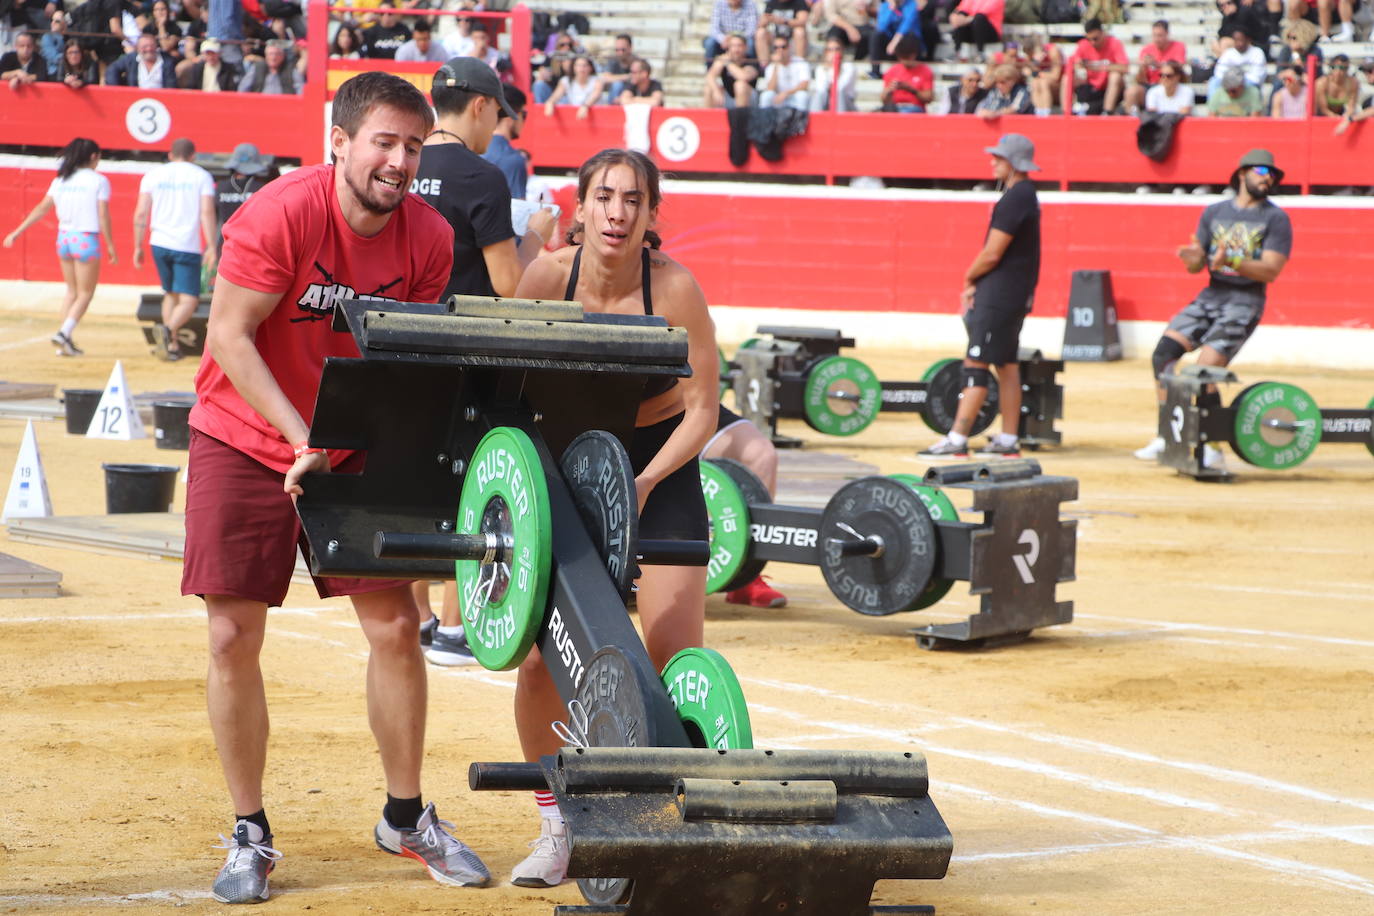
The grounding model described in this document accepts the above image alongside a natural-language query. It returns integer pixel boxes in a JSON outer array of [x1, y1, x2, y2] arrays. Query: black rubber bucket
[[102, 463, 180, 514], [152, 400, 195, 450], [63, 388, 104, 435]]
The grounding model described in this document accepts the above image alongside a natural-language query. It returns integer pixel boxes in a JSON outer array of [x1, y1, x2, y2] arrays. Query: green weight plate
[[889, 474, 958, 610], [802, 355, 882, 436], [661, 647, 754, 750], [1230, 381, 1322, 469], [921, 358, 998, 437], [710, 458, 771, 592], [736, 336, 761, 354], [700, 459, 757, 594], [455, 427, 552, 671], [1367, 396, 1374, 459]]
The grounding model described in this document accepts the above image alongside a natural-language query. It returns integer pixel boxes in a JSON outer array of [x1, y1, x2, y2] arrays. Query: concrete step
[[526, 0, 693, 15], [587, 16, 685, 37]]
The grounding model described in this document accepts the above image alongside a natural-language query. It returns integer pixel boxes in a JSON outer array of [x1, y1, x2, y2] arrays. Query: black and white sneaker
[[212, 820, 281, 904], [976, 439, 1021, 458], [918, 438, 969, 459], [424, 627, 479, 667], [51, 331, 82, 357], [419, 614, 437, 647]]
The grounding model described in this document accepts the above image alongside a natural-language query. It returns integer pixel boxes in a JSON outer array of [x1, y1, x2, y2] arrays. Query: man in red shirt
[[1125, 19, 1188, 113], [1070, 17, 1129, 115], [183, 72, 489, 904], [881, 35, 934, 112]]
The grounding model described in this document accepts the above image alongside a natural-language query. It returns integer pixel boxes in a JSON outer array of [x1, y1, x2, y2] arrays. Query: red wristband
[[293, 442, 326, 459]]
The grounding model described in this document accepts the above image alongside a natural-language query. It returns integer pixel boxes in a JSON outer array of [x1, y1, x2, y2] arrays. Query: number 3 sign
[[655, 116, 700, 163], [126, 98, 172, 144]]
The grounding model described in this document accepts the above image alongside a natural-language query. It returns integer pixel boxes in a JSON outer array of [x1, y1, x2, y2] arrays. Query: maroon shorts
[[181, 428, 410, 606]]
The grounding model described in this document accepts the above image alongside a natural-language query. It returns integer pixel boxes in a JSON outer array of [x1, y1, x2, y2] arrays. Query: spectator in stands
[[362, 2, 410, 59], [395, 20, 447, 62], [40, 9, 68, 78], [483, 84, 530, 199], [822, 0, 875, 63], [705, 0, 758, 65], [759, 32, 811, 108], [1125, 20, 1187, 113], [881, 35, 934, 112], [1333, 58, 1373, 133], [58, 40, 100, 88], [942, 66, 988, 113], [1146, 60, 1194, 113], [105, 32, 177, 87], [1314, 53, 1358, 115], [949, 0, 1005, 64], [978, 62, 1033, 116], [4, 0, 47, 32], [757, 0, 810, 59], [468, 22, 501, 71], [67, 0, 128, 68], [811, 33, 858, 111], [870, 0, 922, 77], [330, 24, 363, 59], [206, 0, 244, 66], [1271, 62, 1309, 116], [239, 38, 300, 92], [1070, 18, 1128, 114], [543, 54, 601, 118], [617, 57, 665, 107], [443, 13, 475, 58], [1312, 0, 1357, 43], [179, 37, 240, 91], [1213, 29, 1267, 91], [1212, 0, 1269, 55], [601, 33, 635, 100], [148, 0, 182, 47], [1273, 19, 1321, 73], [1021, 33, 1064, 116], [704, 32, 759, 107], [1, 31, 51, 87], [1207, 67, 1264, 114]]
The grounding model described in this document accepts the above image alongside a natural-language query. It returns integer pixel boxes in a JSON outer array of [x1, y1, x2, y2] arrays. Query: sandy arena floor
[[1, 306, 1372, 915]]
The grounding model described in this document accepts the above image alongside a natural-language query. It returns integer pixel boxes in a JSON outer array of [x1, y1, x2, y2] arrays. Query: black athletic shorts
[[628, 410, 709, 542], [964, 305, 1026, 366]]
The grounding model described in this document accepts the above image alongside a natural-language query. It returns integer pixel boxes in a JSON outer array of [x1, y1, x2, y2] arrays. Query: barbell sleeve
[[637, 539, 711, 567], [825, 535, 885, 558], [468, 761, 547, 792], [372, 530, 507, 562]]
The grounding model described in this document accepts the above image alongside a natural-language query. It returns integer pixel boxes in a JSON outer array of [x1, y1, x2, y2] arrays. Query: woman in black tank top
[[511, 151, 721, 818]]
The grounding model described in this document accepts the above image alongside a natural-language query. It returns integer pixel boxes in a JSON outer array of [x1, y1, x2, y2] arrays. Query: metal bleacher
[[526, 0, 1374, 112]]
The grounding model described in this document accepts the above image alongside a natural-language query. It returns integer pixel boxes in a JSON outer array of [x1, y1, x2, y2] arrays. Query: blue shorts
[[56, 230, 101, 263], [152, 245, 202, 296]]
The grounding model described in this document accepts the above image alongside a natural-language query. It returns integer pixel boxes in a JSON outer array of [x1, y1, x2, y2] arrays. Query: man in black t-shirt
[[362, 2, 412, 60], [408, 57, 557, 666], [617, 57, 664, 106], [921, 134, 1041, 459], [214, 142, 275, 256], [758, 0, 812, 57]]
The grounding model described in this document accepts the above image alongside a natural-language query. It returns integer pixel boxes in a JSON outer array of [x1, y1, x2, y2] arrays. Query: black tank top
[[565, 246, 677, 399]]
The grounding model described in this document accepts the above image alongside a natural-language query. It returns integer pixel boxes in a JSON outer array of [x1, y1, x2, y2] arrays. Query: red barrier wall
[[3, 165, 1369, 330]]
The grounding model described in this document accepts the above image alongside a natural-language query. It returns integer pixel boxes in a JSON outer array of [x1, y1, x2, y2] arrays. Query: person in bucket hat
[[214, 143, 276, 260], [920, 133, 1042, 459], [1134, 148, 1293, 469]]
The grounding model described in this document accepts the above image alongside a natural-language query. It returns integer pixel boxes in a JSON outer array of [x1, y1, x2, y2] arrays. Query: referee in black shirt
[[921, 133, 1041, 459]]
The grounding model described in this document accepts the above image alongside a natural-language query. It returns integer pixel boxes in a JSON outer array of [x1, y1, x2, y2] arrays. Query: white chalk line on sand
[[746, 678, 1374, 817], [0, 334, 50, 352], [1074, 612, 1374, 650]]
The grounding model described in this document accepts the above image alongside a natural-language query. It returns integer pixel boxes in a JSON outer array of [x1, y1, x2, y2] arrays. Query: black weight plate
[[922, 358, 998, 437], [819, 476, 937, 616], [707, 458, 772, 593], [560, 430, 638, 601]]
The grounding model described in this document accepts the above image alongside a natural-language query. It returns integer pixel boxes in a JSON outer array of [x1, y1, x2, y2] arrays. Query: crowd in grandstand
[[3, 0, 1372, 122]]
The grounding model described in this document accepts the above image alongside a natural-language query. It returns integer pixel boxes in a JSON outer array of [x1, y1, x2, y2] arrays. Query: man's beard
[[345, 167, 403, 216], [1244, 176, 1270, 200]]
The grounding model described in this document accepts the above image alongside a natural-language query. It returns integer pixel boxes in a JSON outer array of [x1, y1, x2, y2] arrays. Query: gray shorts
[[1166, 286, 1263, 360]]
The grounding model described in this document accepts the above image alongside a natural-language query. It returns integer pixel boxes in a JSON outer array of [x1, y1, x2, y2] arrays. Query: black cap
[[433, 57, 517, 119]]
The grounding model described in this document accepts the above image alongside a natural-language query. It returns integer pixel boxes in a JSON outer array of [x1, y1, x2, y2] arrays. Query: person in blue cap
[[921, 133, 1042, 459]]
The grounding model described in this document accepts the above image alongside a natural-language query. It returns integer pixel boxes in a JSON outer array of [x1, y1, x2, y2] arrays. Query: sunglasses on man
[[1250, 166, 1273, 177]]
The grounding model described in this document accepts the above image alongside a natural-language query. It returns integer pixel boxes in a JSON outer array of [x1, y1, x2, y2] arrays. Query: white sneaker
[[1335, 23, 1354, 42], [1133, 436, 1165, 461], [510, 818, 570, 888], [1203, 444, 1227, 470]]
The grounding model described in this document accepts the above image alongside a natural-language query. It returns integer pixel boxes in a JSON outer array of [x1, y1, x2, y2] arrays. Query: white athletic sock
[[60, 318, 77, 337], [948, 431, 968, 447], [436, 625, 463, 638], [535, 790, 563, 822], [994, 433, 1018, 447]]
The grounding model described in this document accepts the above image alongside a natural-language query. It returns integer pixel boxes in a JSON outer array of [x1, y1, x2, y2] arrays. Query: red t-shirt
[[190, 163, 454, 472], [1138, 39, 1186, 85], [956, 0, 1005, 36], [1073, 35, 1128, 91], [883, 62, 934, 109]]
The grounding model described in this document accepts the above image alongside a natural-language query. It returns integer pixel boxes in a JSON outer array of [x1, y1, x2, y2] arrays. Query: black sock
[[385, 794, 424, 830], [236, 808, 271, 838]]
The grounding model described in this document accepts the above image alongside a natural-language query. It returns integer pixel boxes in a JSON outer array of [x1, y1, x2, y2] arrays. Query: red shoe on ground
[[725, 576, 787, 608]]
